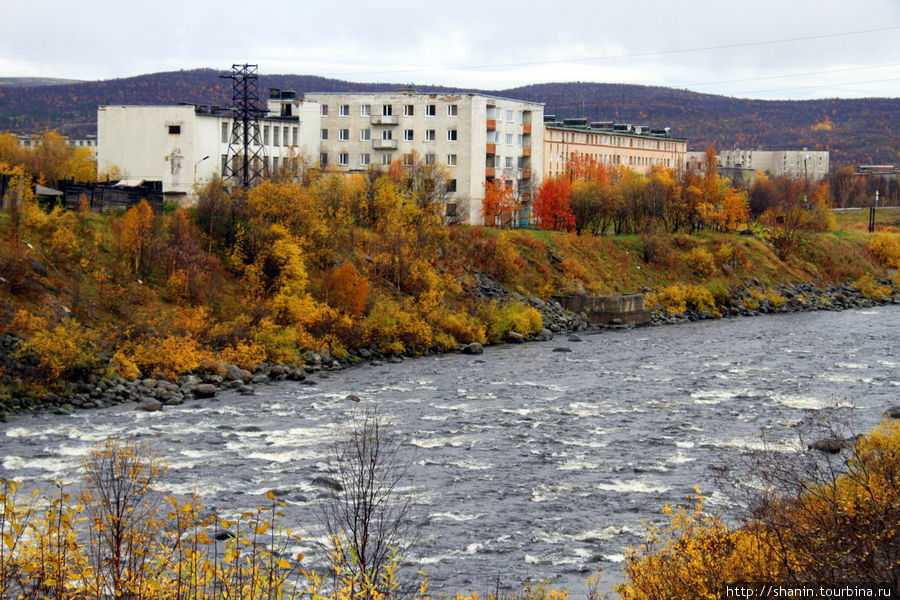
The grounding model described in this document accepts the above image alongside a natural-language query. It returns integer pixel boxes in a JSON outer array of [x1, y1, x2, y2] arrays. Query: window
[[321, 129, 328, 140], [506, 133, 513, 145], [425, 129, 436, 141], [360, 153, 371, 166], [446, 154, 457, 166], [263, 125, 269, 145], [273, 157, 280, 171], [221, 122, 229, 143], [505, 156, 513, 168], [382, 130, 392, 141], [168, 125, 181, 135], [446, 202, 457, 216], [273, 126, 280, 143], [447, 104, 458, 116], [381, 153, 393, 165], [447, 179, 457, 193], [221, 154, 227, 173], [339, 152, 349, 166], [283, 127, 289, 146], [292, 127, 298, 146], [425, 153, 435, 165], [339, 128, 350, 141], [403, 129, 414, 141], [320, 152, 328, 165], [491, 131, 500, 143], [339, 104, 350, 116], [517, 134, 523, 146], [447, 129, 457, 142], [321, 105, 329, 116], [361, 104, 371, 116], [426, 104, 436, 116], [505, 110, 513, 121], [360, 128, 371, 141], [404, 104, 414, 116], [382, 104, 393, 116], [517, 111, 524, 124], [403, 153, 414, 166]]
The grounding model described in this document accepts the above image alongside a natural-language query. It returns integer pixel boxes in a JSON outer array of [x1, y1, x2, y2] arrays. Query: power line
[[320, 25, 900, 79], [682, 63, 900, 89]]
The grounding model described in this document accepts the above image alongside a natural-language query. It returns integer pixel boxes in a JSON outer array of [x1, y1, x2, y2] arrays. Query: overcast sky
[[3, 0, 900, 100]]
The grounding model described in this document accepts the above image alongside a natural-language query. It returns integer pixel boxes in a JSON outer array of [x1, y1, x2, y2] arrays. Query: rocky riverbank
[[1, 275, 897, 421]]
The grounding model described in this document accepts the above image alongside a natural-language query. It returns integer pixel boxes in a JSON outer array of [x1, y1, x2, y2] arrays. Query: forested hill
[[1, 69, 898, 168]]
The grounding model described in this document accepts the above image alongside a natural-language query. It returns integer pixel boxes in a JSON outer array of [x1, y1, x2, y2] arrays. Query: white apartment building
[[97, 90, 321, 199], [305, 92, 544, 225], [543, 118, 687, 177], [688, 148, 830, 181]]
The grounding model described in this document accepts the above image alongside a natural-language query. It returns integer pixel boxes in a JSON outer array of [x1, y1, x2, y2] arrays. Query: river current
[[2, 306, 899, 595]]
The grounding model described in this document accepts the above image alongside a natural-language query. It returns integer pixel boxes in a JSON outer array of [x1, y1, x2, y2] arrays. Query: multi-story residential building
[[305, 91, 544, 225], [17, 133, 99, 157], [690, 148, 830, 182], [97, 90, 321, 200], [543, 118, 687, 178]]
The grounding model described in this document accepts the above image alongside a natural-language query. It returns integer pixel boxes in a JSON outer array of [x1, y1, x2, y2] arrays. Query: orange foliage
[[482, 179, 518, 228], [324, 262, 371, 317]]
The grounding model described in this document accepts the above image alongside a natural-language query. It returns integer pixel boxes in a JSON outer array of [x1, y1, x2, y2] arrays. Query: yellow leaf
[[266, 490, 275, 501], [256, 523, 269, 535], [278, 559, 291, 569]]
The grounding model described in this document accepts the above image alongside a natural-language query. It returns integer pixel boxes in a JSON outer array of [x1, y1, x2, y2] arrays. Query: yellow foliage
[[14, 318, 105, 381], [742, 287, 785, 310], [868, 231, 900, 268], [851, 273, 892, 300], [112, 335, 209, 380], [9, 308, 48, 336], [478, 300, 543, 343], [219, 340, 268, 370], [684, 247, 716, 278], [650, 284, 718, 315]]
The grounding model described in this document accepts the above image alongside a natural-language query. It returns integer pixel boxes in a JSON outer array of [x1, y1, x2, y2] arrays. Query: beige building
[[97, 91, 321, 199], [543, 118, 687, 178], [305, 91, 544, 225], [717, 148, 829, 180]]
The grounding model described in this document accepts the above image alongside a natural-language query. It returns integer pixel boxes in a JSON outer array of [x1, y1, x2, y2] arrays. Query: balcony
[[522, 146, 532, 157], [370, 115, 399, 126], [522, 124, 532, 134], [486, 143, 496, 154], [373, 139, 398, 150], [486, 167, 495, 178], [522, 169, 531, 179], [486, 119, 497, 131]]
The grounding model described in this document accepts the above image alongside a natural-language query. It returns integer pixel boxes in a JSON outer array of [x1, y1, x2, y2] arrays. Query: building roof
[[544, 120, 686, 141], [305, 91, 544, 106]]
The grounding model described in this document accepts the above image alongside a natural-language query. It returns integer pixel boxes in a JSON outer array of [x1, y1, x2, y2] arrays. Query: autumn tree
[[118, 199, 155, 274], [482, 179, 518, 228], [533, 176, 574, 231]]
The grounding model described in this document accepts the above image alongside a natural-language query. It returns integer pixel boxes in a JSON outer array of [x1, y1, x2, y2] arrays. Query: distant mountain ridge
[[0, 68, 897, 168]]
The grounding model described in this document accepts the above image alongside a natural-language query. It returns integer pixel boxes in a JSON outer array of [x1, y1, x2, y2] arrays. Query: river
[[2, 306, 899, 596]]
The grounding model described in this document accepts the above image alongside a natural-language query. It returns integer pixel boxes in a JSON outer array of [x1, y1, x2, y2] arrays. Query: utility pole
[[869, 189, 878, 233], [221, 64, 268, 188]]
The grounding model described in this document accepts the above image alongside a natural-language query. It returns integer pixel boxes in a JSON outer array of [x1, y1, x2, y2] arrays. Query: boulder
[[312, 476, 343, 492], [553, 347, 573, 353], [462, 342, 484, 355], [192, 383, 218, 399], [808, 436, 845, 454], [224, 363, 252, 382], [567, 333, 582, 342], [135, 398, 163, 412], [534, 328, 554, 342], [883, 406, 900, 419], [505, 331, 525, 344]]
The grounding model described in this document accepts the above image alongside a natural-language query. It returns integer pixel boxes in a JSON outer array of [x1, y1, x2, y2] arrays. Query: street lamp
[[194, 155, 210, 182]]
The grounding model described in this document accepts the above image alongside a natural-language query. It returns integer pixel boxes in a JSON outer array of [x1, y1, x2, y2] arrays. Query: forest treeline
[[1, 70, 898, 166]]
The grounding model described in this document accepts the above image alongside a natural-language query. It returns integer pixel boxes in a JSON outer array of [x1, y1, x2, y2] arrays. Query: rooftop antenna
[[220, 64, 268, 188]]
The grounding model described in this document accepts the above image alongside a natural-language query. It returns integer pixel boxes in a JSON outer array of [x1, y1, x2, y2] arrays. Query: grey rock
[[535, 328, 554, 342], [567, 333, 582, 342], [311, 476, 343, 491], [884, 406, 900, 419], [808, 436, 845, 454], [553, 347, 573, 353], [505, 331, 525, 344], [135, 398, 163, 412], [462, 342, 484, 355], [192, 384, 217, 399]]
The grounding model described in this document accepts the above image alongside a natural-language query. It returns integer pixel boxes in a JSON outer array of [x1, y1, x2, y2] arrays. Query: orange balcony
[[522, 146, 531, 157], [486, 143, 496, 154], [486, 167, 495, 178], [522, 169, 531, 179], [487, 119, 497, 131], [523, 124, 532, 134]]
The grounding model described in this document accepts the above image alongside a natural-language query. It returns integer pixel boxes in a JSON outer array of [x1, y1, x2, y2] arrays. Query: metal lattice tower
[[221, 64, 268, 188]]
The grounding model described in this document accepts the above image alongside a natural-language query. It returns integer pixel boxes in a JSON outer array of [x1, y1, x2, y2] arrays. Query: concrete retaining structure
[[551, 294, 652, 326]]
